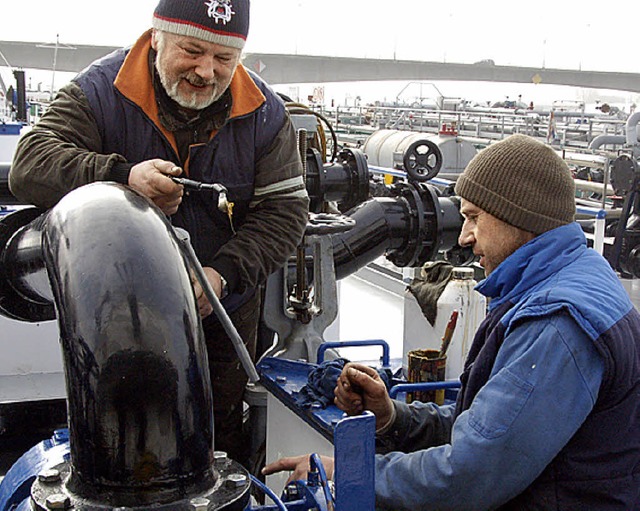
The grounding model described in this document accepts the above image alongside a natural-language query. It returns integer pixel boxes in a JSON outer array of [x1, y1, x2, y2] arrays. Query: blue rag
[[294, 358, 392, 409]]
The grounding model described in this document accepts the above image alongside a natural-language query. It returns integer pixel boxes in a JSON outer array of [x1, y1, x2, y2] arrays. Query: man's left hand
[[191, 267, 225, 318], [262, 454, 335, 485]]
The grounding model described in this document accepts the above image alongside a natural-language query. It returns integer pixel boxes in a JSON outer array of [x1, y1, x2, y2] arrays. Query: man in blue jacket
[[264, 134, 640, 510], [10, 0, 309, 466]]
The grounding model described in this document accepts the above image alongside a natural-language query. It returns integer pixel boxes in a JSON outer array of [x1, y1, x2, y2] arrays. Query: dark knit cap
[[454, 134, 575, 234], [153, 0, 249, 49]]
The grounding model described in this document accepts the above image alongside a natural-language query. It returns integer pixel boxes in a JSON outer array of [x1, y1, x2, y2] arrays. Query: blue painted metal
[[316, 339, 390, 367], [334, 412, 375, 511], [259, 358, 344, 442], [0, 429, 70, 511], [0, 123, 22, 135], [389, 380, 462, 399], [258, 357, 377, 510]]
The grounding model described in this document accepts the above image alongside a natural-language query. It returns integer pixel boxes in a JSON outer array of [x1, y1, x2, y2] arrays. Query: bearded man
[[9, 0, 309, 466]]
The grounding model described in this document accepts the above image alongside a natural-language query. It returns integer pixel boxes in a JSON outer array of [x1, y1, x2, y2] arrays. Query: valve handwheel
[[403, 140, 443, 182]]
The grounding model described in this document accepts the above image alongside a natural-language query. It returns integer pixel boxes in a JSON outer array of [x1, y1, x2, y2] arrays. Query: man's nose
[[194, 55, 216, 81], [458, 223, 474, 247]]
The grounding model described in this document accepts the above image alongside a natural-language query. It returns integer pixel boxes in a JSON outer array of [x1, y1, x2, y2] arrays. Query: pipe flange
[[30, 457, 251, 511], [339, 148, 370, 210], [0, 206, 54, 321]]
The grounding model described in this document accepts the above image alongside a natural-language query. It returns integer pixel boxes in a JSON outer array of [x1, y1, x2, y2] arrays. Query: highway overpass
[[2, 39, 639, 93]]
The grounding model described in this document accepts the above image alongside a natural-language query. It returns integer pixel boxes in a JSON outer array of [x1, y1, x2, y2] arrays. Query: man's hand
[[191, 267, 225, 318], [334, 363, 395, 431], [128, 159, 183, 215], [262, 454, 335, 485]]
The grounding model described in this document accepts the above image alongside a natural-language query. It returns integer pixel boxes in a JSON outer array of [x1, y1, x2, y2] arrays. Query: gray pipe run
[[0, 183, 219, 508], [626, 112, 640, 148], [589, 134, 627, 151], [588, 113, 640, 151]]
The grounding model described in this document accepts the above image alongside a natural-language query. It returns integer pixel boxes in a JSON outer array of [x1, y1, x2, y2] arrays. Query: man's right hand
[[128, 159, 184, 215], [334, 363, 395, 431]]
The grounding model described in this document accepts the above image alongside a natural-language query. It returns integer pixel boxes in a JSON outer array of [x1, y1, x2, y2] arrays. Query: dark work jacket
[[74, 34, 289, 313], [455, 223, 640, 510]]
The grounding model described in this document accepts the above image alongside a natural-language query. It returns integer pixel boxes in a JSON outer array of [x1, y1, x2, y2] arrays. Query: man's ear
[[151, 29, 159, 51]]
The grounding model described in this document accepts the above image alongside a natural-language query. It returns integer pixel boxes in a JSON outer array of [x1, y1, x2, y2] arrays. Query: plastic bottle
[[402, 267, 487, 380]]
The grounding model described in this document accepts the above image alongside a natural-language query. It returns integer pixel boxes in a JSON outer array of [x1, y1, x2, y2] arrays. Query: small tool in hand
[[170, 176, 236, 233], [438, 309, 459, 358]]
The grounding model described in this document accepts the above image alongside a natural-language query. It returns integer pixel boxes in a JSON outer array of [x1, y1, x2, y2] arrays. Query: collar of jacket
[[476, 222, 587, 311], [114, 29, 266, 156]]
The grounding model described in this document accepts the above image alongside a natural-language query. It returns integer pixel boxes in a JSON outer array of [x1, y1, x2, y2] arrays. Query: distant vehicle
[[473, 59, 495, 66]]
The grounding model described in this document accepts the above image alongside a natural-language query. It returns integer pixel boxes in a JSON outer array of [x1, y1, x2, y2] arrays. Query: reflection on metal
[[0, 183, 254, 510]]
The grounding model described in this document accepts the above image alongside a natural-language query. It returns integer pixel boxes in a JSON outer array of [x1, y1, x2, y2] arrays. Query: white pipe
[[589, 134, 626, 150], [626, 112, 640, 146]]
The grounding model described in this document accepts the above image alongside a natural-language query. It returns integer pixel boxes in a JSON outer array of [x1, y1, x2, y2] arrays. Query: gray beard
[[159, 73, 219, 110]]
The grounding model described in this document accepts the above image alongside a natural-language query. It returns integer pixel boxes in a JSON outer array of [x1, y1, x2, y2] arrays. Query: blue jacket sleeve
[[374, 313, 604, 511]]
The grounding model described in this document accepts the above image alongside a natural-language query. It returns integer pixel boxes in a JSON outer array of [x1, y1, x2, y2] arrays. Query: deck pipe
[[305, 146, 370, 213], [589, 134, 626, 151], [331, 182, 464, 280], [0, 183, 220, 508]]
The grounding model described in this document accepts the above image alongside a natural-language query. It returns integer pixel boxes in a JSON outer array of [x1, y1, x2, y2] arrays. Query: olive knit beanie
[[454, 134, 575, 234], [153, 0, 250, 49]]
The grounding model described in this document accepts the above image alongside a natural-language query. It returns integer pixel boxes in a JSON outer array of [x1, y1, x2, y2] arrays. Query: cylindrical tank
[[402, 267, 486, 381], [362, 129, 478, 181]]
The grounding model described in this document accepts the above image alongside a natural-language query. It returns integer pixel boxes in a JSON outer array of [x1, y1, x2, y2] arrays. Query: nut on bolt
[[190, 497, 210, 510], [45, 493, 70, 510], [227, 473, 248, 488], [38, 468, 61, 484]]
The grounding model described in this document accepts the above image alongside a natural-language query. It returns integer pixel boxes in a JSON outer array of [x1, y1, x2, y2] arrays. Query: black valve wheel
[[403, 140, 443, 182], [305, 212, 356, 236]]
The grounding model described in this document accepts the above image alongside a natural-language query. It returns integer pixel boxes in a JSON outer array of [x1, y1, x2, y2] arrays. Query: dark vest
[[455, 301, 640, 510], [74, 47, 286, 310]]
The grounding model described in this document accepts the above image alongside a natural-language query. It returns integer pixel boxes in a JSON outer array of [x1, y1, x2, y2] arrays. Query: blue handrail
[[317, 339, 390, 366], [389, 380, 461, 399]]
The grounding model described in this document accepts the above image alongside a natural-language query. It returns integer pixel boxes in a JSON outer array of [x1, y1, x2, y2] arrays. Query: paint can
[[406, 349, 446, 405]]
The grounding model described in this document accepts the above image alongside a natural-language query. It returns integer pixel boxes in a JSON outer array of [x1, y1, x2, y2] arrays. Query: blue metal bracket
[[334, 412, 375, 511], [258, 357, 344, 442]]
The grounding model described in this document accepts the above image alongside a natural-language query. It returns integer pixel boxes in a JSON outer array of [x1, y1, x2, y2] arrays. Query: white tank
[[402, 267, 487, 380], [362, 129, 478, 181]]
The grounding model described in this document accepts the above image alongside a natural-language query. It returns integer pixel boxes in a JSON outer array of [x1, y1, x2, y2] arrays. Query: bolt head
[[38, 469, 61, 484], [45, 493, 70, 510], [228, 473, 247, 487], [213, 450, 228, 460], [190, 496, 210, 510]]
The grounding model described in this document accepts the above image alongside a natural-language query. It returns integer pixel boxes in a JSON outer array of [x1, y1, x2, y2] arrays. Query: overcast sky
[[2, 0, 639, 106]]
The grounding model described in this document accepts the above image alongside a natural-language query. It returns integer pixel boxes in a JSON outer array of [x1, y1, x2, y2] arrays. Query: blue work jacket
[[375, 222, 640, 510]]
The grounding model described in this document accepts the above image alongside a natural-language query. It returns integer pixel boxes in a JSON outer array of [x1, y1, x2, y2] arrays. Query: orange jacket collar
[[114, 30, 266, 154]]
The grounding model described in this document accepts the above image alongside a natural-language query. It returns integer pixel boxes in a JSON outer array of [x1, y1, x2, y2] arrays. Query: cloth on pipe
[[407, 261, 454, 326], [295, 358, 393, 409]]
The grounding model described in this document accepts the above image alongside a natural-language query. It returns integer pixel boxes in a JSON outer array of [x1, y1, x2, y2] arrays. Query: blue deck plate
[[258, 357, 346, 443]]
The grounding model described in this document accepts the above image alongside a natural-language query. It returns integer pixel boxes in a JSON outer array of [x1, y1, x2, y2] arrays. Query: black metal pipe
[[305, 147, 370, 212], [331, 183, 463, 280], [2, 183, 217, 507]]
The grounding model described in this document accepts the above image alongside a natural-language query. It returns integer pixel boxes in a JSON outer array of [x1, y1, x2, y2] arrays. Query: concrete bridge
[[2, 39, 639, 93]]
